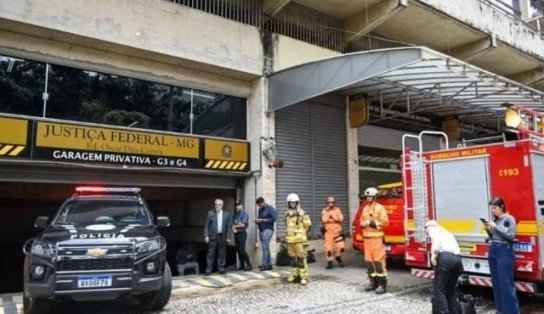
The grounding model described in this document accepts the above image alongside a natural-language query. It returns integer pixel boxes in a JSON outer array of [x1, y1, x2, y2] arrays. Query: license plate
[[77, 275, 112, 288], [385, 245, 392, 251], [513, 242, 532, 253]]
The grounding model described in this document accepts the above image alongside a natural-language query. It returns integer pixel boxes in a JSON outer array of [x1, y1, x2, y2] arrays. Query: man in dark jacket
[[204, 198, 232, 275]]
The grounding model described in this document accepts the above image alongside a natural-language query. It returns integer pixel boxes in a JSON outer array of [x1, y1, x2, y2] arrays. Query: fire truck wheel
[[139, 263, 172, 310], [23, 293, 52, 314]]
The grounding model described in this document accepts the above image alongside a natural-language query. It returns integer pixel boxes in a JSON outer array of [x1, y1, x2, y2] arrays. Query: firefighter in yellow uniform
[[321, 196, 345, 269], [360, 187, 389, 294], [285, 193, 312, 285]]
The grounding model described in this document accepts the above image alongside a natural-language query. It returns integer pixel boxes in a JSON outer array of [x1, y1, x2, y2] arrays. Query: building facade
[[0, 0, 543, 293]]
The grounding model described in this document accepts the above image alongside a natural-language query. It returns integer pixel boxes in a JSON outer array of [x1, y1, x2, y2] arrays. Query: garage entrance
[[0, 181, 238, 293]]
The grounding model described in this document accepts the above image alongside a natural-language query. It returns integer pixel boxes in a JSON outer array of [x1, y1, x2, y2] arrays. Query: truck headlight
[[136, 239, 161, 254], [31, 241, 55, 258]]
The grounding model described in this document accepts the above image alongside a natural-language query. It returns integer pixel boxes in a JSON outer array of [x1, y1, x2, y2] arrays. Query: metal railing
[[480, 0, 543, 36], [164, 0, 406, 53]]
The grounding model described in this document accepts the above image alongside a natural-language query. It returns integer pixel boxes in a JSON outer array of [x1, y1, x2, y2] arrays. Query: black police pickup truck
[[22, 187, 171, 314]]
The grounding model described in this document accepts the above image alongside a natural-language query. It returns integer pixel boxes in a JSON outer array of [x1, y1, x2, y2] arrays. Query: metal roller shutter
[[431, 157, 490, 241], [275, 102, 314, 237], [275, 99, 348, 238], [311, 101, 349, 237], [0, 163, 239, 189], [358, 124, 441, 151]]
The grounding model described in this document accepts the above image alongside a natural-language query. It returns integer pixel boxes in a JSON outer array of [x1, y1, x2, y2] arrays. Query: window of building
[[0, 54, 247, 140], [358, 146, 401, 191]]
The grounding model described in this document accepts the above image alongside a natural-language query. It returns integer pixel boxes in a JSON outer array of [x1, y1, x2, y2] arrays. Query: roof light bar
[[75, 187, 141, 194]]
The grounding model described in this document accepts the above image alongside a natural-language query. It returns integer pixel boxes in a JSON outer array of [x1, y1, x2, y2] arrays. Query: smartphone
[[479, 218, 489, 223]]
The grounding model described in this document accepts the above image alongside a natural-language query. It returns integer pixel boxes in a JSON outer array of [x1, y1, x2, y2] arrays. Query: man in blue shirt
[[255, 197, 276, 271], [232, 201, 252, 271]]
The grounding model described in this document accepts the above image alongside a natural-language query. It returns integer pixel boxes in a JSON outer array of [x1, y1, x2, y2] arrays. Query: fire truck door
[[431, 157, 490, 242], [531, 153, 544, 271]]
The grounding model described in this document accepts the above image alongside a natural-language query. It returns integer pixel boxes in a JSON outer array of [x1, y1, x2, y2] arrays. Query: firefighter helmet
[[286, 193, 300, 203], [364, 187, 378, 197]]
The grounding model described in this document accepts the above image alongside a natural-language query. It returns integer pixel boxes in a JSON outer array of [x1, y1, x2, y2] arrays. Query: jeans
[[432, 252, 463, 314], [177, 262, 199, 276], [259, 229, 274, 267], [489, 242, 519, 314]]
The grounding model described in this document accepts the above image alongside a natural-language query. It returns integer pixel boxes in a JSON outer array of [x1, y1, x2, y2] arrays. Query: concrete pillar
[[345, 97, 360, 239], [244, 77, 276, 268], [519, 0, 531, 20]]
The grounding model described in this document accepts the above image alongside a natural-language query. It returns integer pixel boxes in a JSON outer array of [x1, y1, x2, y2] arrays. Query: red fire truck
[[404, 105, 544, 294], [352, 182, 406, 258]]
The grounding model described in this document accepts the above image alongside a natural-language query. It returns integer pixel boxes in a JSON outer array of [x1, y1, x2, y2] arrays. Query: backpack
[[458, 291, 476, 314]]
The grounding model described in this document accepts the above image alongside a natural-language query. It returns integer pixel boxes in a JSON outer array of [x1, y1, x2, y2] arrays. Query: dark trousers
[[489, 242, 520, 314], [235, 231, 252, 269], [432, 252, 463, 314], [206, 233, 226, 272]]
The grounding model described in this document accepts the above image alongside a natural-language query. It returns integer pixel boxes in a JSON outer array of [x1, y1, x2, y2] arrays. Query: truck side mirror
[[34, 216, 49, 229], [156, 216, 170, 228]]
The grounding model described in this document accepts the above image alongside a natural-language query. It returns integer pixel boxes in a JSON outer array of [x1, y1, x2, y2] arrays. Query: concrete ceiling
[[291, 0, 544, 91], [373, 4, 484, 50], [293, 0, 382, 19], [470, 42, 541, 76]]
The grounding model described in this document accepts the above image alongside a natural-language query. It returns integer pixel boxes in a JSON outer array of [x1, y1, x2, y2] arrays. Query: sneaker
[[219, 270, 226, 275], [325, 262, 333, 269], [287, 275, 296, 283], [336, 257, 344, 268], [245, 266, 253, 271], [204, 271, 211, 276], [261, 265, 273, 271], [300, 278, 308, 285]]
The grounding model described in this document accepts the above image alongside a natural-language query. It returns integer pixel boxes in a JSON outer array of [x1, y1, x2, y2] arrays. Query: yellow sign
[[0, 117, 27, 145], [429, 148, 488, 161], [204, 139, 248, 171], [458, 243, 477, 252], [204, 139, 248, 161], [0, 117, 28, 157], [35, 122, 199, 158]]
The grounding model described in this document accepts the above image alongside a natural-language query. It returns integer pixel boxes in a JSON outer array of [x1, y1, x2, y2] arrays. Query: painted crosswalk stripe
[[226, 273, 247, 281], [245, 272, 266, 279], [263, 271, 282, 278], [208, 276, 234, 286]]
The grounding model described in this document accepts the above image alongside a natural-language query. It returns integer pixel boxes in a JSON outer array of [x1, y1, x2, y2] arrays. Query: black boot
[[325, 261, 333, 269], [364, 277, 378, 292], [335, 257, 344, 268], [375, 277, 387, 294]]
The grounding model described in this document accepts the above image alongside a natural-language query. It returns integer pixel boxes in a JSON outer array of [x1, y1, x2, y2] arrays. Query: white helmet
[[364, 187, 378, 197], [286, 193, 300, 202]]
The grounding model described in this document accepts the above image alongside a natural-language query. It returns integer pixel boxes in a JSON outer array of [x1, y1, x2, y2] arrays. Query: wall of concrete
[[244, 77, 278, 267], [0, 0, 264, 78], [275, 35, 341, 71], [418, 0, 544, 61]]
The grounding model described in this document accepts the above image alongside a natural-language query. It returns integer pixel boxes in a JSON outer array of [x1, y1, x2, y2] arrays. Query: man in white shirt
[[425, 220, 463, 314]]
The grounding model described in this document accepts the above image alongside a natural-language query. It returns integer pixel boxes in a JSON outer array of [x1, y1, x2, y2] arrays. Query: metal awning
[[268, 47, 544, 131]]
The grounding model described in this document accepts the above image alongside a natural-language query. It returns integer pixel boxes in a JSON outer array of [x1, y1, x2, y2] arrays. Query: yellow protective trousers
[[364, 237, 387, 278], [287, 242, 308, 280]]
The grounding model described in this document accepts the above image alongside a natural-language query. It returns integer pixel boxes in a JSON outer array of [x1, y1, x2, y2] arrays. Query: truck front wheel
[[138, 263, 172, 310], [23, 293, 52, 314]]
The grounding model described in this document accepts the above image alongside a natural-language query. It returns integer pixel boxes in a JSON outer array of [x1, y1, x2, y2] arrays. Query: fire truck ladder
[[402, 131, 449, 243]]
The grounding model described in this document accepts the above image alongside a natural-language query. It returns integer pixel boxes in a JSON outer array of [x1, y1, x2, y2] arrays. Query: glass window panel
[[47, 64, 192, 133], [192, 91, 246, 139], [0, 55, 45, 117], [0, 54, 246, 140]]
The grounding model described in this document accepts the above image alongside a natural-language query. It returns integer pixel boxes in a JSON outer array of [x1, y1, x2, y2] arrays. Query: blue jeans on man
[[259, 229, 274, 269]]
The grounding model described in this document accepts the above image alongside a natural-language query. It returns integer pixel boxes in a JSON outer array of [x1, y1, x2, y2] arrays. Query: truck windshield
[[54, 199, 151, 227]]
